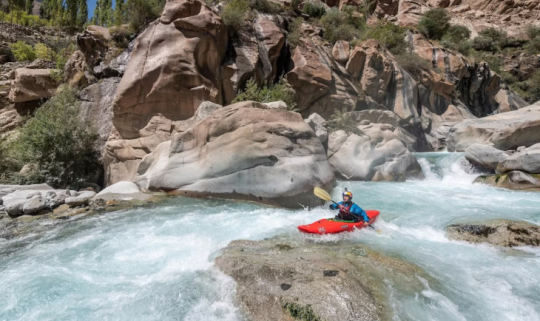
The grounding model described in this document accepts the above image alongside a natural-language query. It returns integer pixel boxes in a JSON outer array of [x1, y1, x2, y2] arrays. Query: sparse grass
[[233, 77, 298, 111], [327, 107, 363, 136], [282, 302, 322, 321], [394, 52, 432, 80]]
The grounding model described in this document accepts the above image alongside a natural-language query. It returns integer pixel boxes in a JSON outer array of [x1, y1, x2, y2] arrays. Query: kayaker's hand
[[363, 222, 369, 226]]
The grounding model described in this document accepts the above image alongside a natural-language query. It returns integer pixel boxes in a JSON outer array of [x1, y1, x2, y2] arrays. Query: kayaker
[[329, 190, 369, 224]]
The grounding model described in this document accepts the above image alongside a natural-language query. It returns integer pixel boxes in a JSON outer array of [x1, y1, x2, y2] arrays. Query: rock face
[[78, 77, 121, 153], [113, 0, 228, 139], [8, 68, 59, 102], [215, 237, 434, 321], [220, 14, 286, 105], [465, 143, 509, 171], [134, 101, 335, 208], [475, 171, 540, 191], [447, 220, 540, 247], [498, 144, 540, 174], [447, 103, 540, 152], [327, 110, 423, 181]]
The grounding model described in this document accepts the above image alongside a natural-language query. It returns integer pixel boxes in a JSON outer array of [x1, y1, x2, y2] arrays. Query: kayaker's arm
[[349, 204, 369, 223], [329, 202, 343, 210]]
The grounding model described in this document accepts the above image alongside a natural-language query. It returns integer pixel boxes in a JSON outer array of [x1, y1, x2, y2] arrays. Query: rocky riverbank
[[447, 220, 540, 247]]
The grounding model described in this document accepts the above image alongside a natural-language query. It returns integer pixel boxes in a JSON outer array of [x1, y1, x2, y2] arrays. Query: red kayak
[[298, 210, 380, 235]]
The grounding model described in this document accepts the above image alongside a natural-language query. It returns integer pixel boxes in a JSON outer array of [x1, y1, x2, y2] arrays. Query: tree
[[25, 0, 33, 14], [66, 0, 78, 31], [77, 0, 88, 29], [126, 0, 162, 32], [114, 0, 125, 26], [418, 8, 451, 40]]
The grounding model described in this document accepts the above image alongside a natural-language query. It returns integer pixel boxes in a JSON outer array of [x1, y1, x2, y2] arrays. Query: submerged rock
[[134, 101, 334, 208], [215, 237, 435, 321], [447, 220, 540, 247]]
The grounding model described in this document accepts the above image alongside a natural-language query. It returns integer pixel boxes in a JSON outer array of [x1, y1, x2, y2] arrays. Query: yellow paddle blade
[[313, 187, 332, 202]]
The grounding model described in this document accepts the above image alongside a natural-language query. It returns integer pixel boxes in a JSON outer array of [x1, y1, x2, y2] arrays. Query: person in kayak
[[329, 190, 369, 224]]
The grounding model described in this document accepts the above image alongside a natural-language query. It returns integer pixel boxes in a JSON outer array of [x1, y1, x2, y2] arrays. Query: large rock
[[304, 113, 328, 146], [64, 50, 94, 87], [77, 26, 110, 67], [327, 112, 422, 181], [286, 41, 332, 111], [103, 100, 223, 185], [134, 101, 335, 208], [113, 0, 228, 139], [497, 143, 540, 174], [447, 220, 540, 247], [93, 40, 136, 78], [474, 171, 540, 191], [215, 237, 434, 321], [447, 103, 540, 152], [8, 68, 59, 103], [332, 40, 350, 64], [465, 143, 508, 171], [78, 77, 121, 153], [221, 14, 285, 104], [22, 195, 46, 214], [65, 191, 96, 206]]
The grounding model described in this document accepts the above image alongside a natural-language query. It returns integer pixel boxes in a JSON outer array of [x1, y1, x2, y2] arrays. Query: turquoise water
[[1, 153, 540, 320]]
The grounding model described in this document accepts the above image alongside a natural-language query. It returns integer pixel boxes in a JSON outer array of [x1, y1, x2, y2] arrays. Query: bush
[[287, 17, 303, 47], [527, 25, 540, 40], [442, 25, 470, 44], [467, 50, 501, 73], [327, 107, 363, 136], [34, 43, 56, 61], [302, 1, 326, 19], [471, 36, 498, 52], [12, 88, 102, 188], [233, 77, 297, 110], [0, 139, 24, 184], [110, 26, 133, 48], [222, 0, 250, 35], [251, 0, 280, 14], [395, 52, 432, 80], [361, 21, 406, 54], [10, 41, 36, 62], [526, 36, 540, 54], [319, 7, 364, 44], [126, 0, 163, 32], [418, 8, 451, 40], [291, 0, 301, 10]]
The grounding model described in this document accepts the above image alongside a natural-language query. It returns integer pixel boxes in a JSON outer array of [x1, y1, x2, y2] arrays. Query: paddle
[[314, 187, 381, 234]]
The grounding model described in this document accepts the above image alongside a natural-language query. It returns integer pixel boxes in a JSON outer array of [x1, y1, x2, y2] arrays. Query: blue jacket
[[330, 202, 369, 222]]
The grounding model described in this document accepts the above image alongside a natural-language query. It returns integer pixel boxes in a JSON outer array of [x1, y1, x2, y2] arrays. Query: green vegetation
[[6, 88, 102, 188], [327, 107, 363, 136], [526, 25, 540, 54], [467, 49, 501, 73], [222, 0, 250, 35], [287, 17, 303, 47], [232, 77, 297, 111], [418, 8, 450, 40], [319, 8, 360, 44], [282, 302, 322, 321], [302, 1, 326, 19], [441, 25, 471, 54], [0, 9, 50, 27], [10, 41, 36, 61], [471, 28, 507, 52], [34, 43, 56, 61], [510, 71, 540, 103], [359, 21, 406, 54], [395, 52, 432, 80]]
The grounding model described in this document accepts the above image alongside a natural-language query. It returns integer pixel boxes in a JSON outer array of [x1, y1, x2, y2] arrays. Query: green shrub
[[251, 0, 280, 14], [302, 1, 326, 19], [327, 107, 363, 136], [10, 41, 36, 62], [441, 25, 470, 47], [287, 17, 303, 47], [418, 8, 451, 40], [467, 50, 501, 73], [395, 52, 432, 80], [527, 25, 540, 40], [319, 7, 365, 44], [110, 26, 133, 48], [513, 71, 540, 103], [34, 43, 56, 61], [222, 0, 250, 35], [291, 0, 301, 10], [233, 77, 297, 111], [471, 36, 498, 52], [526, 36, 540, 54], [500, 71, 518, 85], [361, 21, 406, 54], [12, 88, 102, 188], [479, 28, 507, 47]]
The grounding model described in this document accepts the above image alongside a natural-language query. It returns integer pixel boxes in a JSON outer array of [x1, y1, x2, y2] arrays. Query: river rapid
[[1, 153, 540, 320]]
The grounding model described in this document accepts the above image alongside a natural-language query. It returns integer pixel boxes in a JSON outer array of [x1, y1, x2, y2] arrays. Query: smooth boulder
[[465, 143, 508, 171], [447, 103, 540, 152], [65, 191, 96, 206], [475, 171, 540, 191], [497, 143, 540, 174], [134, 101, 335, 208]]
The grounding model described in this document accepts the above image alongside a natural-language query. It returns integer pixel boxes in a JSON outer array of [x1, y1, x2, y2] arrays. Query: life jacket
[[339, 202, 357, 221]]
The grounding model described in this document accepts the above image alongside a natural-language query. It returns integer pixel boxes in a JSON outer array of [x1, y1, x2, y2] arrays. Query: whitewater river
[[1, 153, 540, 320]]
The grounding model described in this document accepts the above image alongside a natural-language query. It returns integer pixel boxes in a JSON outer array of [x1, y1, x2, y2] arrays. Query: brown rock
[[8, 68, 59, 103], [345, 45, 366, 78], [356, 40, 393, 105], [113, 0, 228, 139], [447, 220, 540, 247], [332, 40, 350, 64], [286, 42, 332, 111], [64, 50, 94, 87], [86, 25, 111, 41]]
